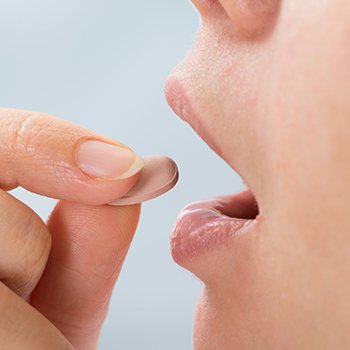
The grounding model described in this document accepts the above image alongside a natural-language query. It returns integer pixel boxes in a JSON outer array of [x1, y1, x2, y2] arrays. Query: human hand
[[0, 108, 143, 349]]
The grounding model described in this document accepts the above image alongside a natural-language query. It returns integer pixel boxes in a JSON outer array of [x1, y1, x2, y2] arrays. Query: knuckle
[[1, 112, 34, 155], [6, 204, 52, 277], [13, 113, 54, 155], [20, 212, 52, 278], [0, 282, 10, 316], [1, 111, 57, 157], [0, 191, 52, 296], [6, 223, 51, 299], [11, 213, 52, 298]]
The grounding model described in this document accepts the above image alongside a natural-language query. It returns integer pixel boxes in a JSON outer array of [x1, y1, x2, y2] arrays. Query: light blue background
[[0, 1, 244, 349]]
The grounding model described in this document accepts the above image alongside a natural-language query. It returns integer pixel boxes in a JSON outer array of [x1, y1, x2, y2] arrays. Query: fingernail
[[76, 140, 144, 180]]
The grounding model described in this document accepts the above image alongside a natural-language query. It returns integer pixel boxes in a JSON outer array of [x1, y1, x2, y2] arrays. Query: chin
[[193, 289, 239, 350], [193, 283, 273, 350]]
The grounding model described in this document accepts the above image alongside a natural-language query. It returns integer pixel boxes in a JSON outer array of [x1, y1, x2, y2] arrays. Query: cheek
[[260, 0, 350, 222]]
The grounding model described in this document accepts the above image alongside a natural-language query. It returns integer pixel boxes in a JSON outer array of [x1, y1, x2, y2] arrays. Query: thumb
[[30, 200, 141, 350]]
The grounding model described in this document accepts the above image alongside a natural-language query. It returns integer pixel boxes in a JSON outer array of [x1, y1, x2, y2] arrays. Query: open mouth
[[165, 76, 261, 264], [210, 189, 259, 220], [171, 188, 260, 264]]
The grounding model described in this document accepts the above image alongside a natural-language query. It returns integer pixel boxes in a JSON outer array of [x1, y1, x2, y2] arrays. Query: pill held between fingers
[[108, 155, 179, 206]]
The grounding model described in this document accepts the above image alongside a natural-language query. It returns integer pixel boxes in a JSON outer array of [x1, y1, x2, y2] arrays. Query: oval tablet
[[109, 155, 179, 206]]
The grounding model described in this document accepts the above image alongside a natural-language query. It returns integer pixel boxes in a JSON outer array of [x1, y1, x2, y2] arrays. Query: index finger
[[0, 108, 143, 205]]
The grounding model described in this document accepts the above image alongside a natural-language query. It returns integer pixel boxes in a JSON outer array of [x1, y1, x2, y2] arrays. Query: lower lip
[[171, 190, 259, 264]]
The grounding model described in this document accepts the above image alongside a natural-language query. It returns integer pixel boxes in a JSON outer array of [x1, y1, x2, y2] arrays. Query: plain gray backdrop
[[0, 1, 245, 349]]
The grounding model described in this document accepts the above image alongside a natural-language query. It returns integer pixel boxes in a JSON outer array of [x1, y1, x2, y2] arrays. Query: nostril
[[191, 0, 227, 18], [192, 0, 218, 9], [217, 0, 281, 38], [197, 0, 217, 6]]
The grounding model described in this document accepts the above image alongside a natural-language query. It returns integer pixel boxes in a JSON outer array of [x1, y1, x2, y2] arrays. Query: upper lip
[[164, 76, 189, 124], [164, 75, 224, 159], [165, 75, 252, 190], [165, 72, 263, 213]]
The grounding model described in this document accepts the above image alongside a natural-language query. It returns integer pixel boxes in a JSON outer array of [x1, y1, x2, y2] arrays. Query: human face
[[165, 0, 350, 349]]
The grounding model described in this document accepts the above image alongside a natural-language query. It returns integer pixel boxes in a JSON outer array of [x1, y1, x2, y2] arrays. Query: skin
[[1, 1, 350, 349], [0, 108, 141, 349], [166, 0, 350, 349]]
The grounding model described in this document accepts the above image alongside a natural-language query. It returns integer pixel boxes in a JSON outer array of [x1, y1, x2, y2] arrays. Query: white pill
[[109, 155, 179, 206]]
